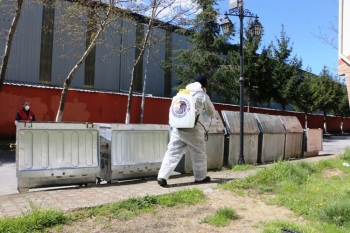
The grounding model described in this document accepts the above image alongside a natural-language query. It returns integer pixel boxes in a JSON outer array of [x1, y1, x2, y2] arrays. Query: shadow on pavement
[[165, 178, 235, 188], [0, 150, 15, 167]]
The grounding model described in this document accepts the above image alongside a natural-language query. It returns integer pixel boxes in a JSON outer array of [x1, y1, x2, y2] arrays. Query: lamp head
[[220, 16, 234, 35], [250, 17, 263, 37]]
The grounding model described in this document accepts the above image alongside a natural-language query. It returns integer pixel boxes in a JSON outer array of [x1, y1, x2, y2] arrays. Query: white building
[[339, 0, 350, 105]]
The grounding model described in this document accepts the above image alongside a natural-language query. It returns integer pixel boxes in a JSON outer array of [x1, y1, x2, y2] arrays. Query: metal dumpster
[[174, 111, 225, 174], [255, 113, 286, 163], [303, 128, 323, 157], [222, 111, 260, 165], [279, 116, 303, 159], [16, 121, 100, 192], [98, 124, 169, 183]]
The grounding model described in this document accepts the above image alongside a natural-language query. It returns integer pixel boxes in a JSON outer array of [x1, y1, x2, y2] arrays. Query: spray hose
[[197, 117, 213, 141]]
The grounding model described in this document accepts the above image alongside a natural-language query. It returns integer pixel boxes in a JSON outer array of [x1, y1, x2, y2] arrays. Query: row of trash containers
[[15, 110, 308, 192], [175, 111, 305, 173], [222, 111, 304, 165]]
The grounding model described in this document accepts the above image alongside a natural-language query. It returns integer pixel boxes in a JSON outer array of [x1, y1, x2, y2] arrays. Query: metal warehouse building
[[0, 0, 188, 97]]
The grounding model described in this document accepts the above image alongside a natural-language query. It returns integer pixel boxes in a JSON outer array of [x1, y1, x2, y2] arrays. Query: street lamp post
[[220, 0, 262, 165]]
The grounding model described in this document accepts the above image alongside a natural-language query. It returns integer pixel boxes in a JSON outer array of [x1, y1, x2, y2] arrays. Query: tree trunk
[[304, 112, 308, 129], [56, 8, 111, 121], [125, 1, 156, 124], [281, 103, 286, 113], [140, 42, 151, 123], [341, 116, 344, 134], [323, 111, 327, 134], [247, 95, 250, 113], [0, 0, 23, 92]]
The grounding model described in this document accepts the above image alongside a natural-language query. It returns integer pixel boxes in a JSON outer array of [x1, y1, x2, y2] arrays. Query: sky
[[216, 0, 339, 76]]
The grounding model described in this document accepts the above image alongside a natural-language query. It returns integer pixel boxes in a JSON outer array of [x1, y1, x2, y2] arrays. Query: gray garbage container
[[255, 113, 286, 163], [303, 128, 323, 157], [16, 121, 100, 192], [174, 110, 225, 173], [279, 116, 303, 159], [98, 123, 169, 183], [222, 111, 260, 165]]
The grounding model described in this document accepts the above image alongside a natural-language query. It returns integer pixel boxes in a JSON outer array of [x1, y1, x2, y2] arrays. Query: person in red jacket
[[15, 100, 36, 121]]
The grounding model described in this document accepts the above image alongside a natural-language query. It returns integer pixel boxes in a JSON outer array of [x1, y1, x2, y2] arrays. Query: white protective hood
[[185, 82, 203, 92]]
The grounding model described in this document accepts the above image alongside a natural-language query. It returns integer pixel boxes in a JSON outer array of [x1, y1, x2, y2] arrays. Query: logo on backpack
[[169, 89, 197, 128], [171, 97, 191, 118]]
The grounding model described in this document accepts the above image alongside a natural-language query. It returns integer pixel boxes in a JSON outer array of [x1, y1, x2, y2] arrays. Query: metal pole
[[238, 4, 245, 165]]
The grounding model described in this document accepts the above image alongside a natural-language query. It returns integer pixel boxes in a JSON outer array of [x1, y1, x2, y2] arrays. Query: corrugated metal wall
[[0, 1, 12, 58], [119, 19, 136, 92], [2, 1, 43, 84], [94, 19, 123, 91], [144, 27, 166, 96], [171, 32, 189, 97], [0, 1, 191, 97], [51, 2, 86, 88]]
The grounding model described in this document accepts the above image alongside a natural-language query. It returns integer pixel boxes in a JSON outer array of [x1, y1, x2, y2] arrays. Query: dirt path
[[53, 189, 305, 233]]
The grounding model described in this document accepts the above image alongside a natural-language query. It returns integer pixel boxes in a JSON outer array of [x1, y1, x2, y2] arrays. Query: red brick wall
[[0, 84, 348, 139]]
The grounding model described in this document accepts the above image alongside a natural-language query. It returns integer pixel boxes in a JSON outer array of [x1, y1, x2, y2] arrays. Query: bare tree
[[124, 0, 196, 124], [51, 0, 195, 122], [55, 0, 120, 121], [139, 31, 153, 124], [313, 0, 338, 50], [314, 21, 338, 50], [125, 0, 157, 124], [0, 0, 23, 92]]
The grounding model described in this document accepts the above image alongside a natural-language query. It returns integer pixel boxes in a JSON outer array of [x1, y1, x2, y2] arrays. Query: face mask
[[24, 106, 30, 111], [202, 87, 207, 93]]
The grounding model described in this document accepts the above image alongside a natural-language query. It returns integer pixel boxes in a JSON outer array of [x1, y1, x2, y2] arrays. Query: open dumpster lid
[[279, 116, 303, 133], [221, 111, 260, 134], [254, 113, 286, 133], [201, 110, 225, 134]]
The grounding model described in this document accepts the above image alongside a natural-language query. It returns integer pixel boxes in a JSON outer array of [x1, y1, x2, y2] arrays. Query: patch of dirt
[[322, 168, 346, 179], [52, 189, 305, 233]]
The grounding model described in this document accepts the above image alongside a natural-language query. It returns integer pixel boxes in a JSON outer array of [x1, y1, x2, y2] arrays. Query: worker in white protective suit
[[157, 75, 216, 187]]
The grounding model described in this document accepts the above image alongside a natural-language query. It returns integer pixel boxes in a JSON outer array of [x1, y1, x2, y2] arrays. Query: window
[[164, 30, 173, 97], [39, 0, 55, 84], [133, 23, 144, 93], [84, 8, 97, 88]]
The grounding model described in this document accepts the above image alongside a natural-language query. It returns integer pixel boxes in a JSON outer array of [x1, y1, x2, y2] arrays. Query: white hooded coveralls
[[158, 82, 216, 181]]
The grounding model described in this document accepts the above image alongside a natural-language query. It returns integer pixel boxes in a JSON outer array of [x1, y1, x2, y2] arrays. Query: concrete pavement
[[0, 169, 259, 218], [0, 150, 16, 197], [0, 135, 349, 219]]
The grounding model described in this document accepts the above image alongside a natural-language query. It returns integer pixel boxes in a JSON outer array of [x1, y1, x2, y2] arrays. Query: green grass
[[261, 220, 316, 233], [201, 207, 237, 227], [0, 202, 66, 233], [219, 147, 350, 232], [157, 188, 205, 207], [0, 188, 205, 233], [3, 148, 350, 232], [231, 164, 256, 171]]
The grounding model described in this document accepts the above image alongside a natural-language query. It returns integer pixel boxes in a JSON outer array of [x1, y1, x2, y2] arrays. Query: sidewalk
[[0, 168, 259, 219], [0, 153, 339, 219]]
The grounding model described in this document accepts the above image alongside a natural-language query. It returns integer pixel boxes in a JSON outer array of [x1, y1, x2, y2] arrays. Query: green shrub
[[321, 201, 350, 226], [157, 188, 204, 207], [339, 147, 350, 161], [0, 206, 66, 233], [201, 207, 237, 227], [224, 160, 316, 193]]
